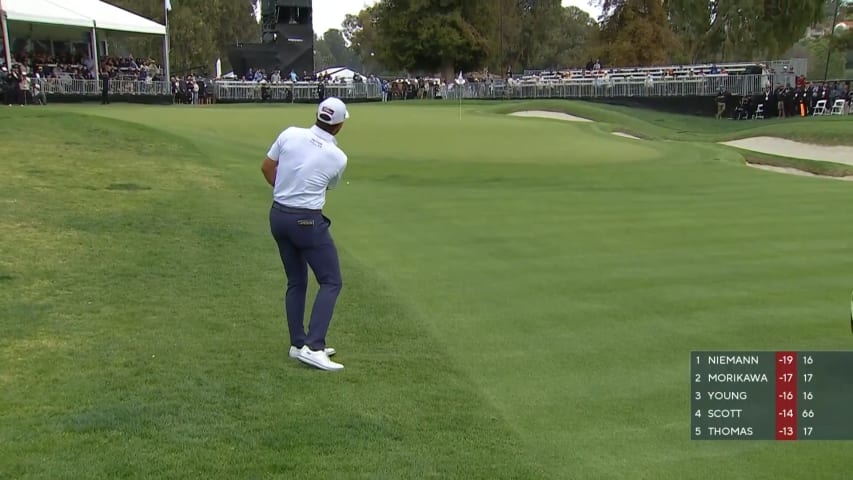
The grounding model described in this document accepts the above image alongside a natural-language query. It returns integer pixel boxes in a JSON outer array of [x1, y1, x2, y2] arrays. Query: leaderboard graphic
[[691, 351, 853, 440]]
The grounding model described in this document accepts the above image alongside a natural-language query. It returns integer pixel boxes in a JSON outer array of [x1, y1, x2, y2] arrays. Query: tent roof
[[3, 0, 93, 28], [317, 66, 359, 78], [64, 0, 166, 35], [3, 0, 166, 36]]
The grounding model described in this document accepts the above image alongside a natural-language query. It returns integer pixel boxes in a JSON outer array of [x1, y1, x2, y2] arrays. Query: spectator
[[9, 65, 24, 105], [0, 66, 10, 105], [192, 75, 200, 104], [101, 65, 111, 104], [715, 88, 728, 119], [170, 76, 180, 104]]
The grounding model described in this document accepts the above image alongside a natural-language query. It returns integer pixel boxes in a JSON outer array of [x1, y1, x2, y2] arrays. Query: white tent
[[2, 0, 165, 34], [61, 0, 167, 35], [1, 0, 167, 77], [317, 66, 359, 81], [3, 0, 92, 28]]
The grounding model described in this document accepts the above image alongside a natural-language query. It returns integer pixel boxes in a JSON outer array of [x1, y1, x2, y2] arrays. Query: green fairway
[[1, 101, 851, 479]]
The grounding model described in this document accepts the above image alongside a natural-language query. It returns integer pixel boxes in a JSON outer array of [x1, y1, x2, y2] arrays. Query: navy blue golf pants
[[269, 203, 342, 351]]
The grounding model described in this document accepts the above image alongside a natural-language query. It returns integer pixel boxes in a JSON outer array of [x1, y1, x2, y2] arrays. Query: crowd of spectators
[[3, 52, 162, 81], [720, 80, 852, 119], [229, 66, 384, 86], [170, 74, 214, 105], [1, 64, 46, 106], [0, 51, 167, 105], [100, 56, 164, 82]]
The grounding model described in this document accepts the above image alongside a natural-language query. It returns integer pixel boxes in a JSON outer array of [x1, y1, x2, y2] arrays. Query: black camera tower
[[228, 0, 315, 78]]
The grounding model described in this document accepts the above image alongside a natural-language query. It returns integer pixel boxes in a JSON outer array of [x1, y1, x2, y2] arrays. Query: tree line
[[103, 0, 849, 80], [317, 0, 849, 80]]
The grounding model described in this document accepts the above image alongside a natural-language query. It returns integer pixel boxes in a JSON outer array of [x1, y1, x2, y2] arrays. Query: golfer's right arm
[[326, 162, 347, 190], [262, 133, 284, 187], [261, 157, 277, 186]]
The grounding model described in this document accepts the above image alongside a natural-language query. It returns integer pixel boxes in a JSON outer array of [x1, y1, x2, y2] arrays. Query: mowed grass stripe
[[321, 107, 851, 478], [0, 111, 541, 479]]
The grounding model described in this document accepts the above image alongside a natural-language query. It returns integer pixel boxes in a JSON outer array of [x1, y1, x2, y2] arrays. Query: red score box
[[775, 351, 798, 440]]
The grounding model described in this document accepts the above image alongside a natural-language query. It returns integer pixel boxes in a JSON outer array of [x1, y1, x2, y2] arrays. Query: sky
[[310, 0, 603, 35]]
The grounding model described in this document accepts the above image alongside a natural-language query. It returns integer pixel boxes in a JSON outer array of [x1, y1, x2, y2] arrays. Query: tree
[[313, 34, 335, 70], [492, 0, 525, 72], [807, 37, 847, 79], [517, 0, 566, 69], [830, 27, 853, 50], [314, 29, 362, 70], [325, 29, 361, 69], [551, 7, 599, 68], [596, 0, 679, 67], [651, 0, 827, 62], [343, 6, 383, 72], [371, 0, 498, 79], [472, 0, 597, 72]]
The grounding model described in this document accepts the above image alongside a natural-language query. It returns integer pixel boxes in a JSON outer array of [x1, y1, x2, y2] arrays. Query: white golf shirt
[[267, 125, 347, 210]]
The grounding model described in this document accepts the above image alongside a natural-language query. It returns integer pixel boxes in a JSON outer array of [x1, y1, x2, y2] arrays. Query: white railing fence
[[33, 74, 814, 102], [441, 74, 781, 100], [211, 81, 381, 102], [39, 78, 171, 96]]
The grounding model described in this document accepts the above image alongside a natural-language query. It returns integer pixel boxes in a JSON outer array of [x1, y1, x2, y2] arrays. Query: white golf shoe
[[289, 346, 336, 358], [296, 346, 344, 371]]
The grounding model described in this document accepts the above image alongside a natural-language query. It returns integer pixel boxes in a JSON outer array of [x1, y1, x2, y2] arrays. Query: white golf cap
[[317, 97, 350, 125]]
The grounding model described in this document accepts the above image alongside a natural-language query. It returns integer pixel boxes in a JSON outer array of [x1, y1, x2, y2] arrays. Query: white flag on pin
[[455, 71, 466, 85], [165, 0, 172, 11]]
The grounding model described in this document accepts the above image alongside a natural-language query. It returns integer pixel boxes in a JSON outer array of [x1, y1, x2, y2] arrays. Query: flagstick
[[455, 71, 465, 120]]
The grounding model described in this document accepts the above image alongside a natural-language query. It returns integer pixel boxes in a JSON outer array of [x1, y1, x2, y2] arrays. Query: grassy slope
[[484, 99, 853, 176], [741, 152, 853, 178], [484, 99, 853, 146], [3, 103, 853, 479]]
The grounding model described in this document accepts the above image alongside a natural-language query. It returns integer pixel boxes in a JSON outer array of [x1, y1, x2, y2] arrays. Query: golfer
[[261, 97, 349, 371]]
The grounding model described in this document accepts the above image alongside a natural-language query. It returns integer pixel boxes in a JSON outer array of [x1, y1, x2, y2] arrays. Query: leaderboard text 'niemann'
[[691, 351, 853, 440]]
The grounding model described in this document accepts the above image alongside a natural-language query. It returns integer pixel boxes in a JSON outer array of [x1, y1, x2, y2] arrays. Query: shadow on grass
[[743, 153, 853, 179], [107, 183, 152, 191]]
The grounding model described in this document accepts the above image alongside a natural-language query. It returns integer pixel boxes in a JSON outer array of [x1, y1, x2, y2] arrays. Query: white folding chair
[[830, 99, 846, 115], [813, 99, 827, 116], [754, 104, 764, 119]]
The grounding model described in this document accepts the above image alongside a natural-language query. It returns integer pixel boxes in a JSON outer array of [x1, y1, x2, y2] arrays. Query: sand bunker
[[612, 132, 641, 140], [721, 137, 853, 166], [746, 163, 853, 181], [508, 111, 593, 122]]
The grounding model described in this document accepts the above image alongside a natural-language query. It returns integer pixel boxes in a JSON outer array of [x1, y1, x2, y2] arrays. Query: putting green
[[1, 101, 851, 479]]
